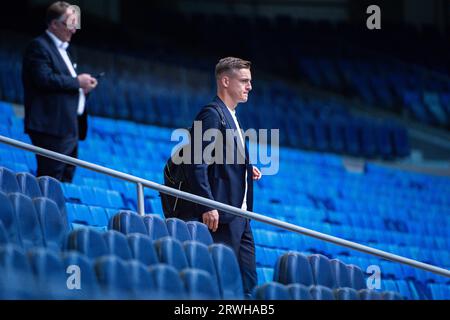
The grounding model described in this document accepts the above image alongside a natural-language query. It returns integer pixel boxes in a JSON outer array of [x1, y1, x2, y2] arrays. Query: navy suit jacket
[[22, 32, 87, 140], [184, 96, 254, 224]]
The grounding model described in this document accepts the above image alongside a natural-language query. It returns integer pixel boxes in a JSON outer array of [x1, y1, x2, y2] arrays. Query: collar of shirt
[[46, 30, 69, 50]]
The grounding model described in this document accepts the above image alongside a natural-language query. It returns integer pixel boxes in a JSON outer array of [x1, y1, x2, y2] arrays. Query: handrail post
[[136, 182, 145, 216]]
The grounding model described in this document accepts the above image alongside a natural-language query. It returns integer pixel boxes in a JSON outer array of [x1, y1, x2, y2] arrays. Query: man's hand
[[202, 209, 219, 232], [77, 73, 97, 94], [252, 166, 262, 180]]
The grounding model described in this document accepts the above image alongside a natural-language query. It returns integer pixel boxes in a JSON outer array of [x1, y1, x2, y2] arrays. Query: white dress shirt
[[46, 30, 86, 115], [226, 106, 248, 211]]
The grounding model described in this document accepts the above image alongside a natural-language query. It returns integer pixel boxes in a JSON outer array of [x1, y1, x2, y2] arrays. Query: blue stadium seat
[[0, 221, 7, 245], [309, 285, 335, 300], [347, 264, 366, 290], [109, 210, 147, 235], [66, 203, 93, 227], [183, 240, 217, 278], [166, 218, 192, 242], [28, 248, 67, 298], [33, 197, 66, 251], [334, 287, 360, 300], [0, 167, 20, 194], [38, 176, 68, 229], [66, 228, 109, 259], [126, 260, 155, 299], [62, 251, 99, 299], [143, 214, 169, 240], [382, 291, 403, 300], [287, 283, 313, 300], [94, 255, 132, 299], [0, 192, 21, 245], [103, 230, 133, 261], [273, 252, 315, 286], [8, 193, 44, 250], [127, 233, 159, 266], [308, 254, 336, 288], [358, 289, 383, 300], [180, 268, 221, 299], [88, 206, 109, 227], [330, 259, 352, 288], [16, 172, 42, 198], [154, 236, 189, 271], [148, 264, 186, 299], [253, 282, 291, 300], [0, 244, 35, 298], [186, 221, 213, 246], [209, 243, 244, 300]]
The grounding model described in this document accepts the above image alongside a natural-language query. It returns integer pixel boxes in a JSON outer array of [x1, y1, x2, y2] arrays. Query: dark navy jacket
[[22, 32, 87, 140], [184, 96, 254, 224]]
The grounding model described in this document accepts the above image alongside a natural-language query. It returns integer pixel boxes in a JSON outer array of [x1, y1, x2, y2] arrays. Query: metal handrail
[[0, 134, 449, 278]]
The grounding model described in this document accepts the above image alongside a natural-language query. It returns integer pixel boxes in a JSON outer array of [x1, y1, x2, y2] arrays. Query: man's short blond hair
[[215, 57, 251, 80]]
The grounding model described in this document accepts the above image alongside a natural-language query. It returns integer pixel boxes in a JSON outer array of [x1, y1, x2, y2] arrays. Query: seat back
[[334, 287, 360, 300], [308, 254, 336, 288], [330, 258, 352, 288], [143, 214, 169, 240], [9, 193, 44, 250], [274, 251, 314, 286], [153, 236, 189, 271], [126, 260, 156, 299], [0, 167, 20, 194], [180, 268, 220, 299], [287, 283, 313, 300], [66, 228, 109, 259], [148, 264, 186, 299], [94, 255, 132, 299], [127, 233, 159, 266], [33, 197, 66, 251], [109, 210, 147, 235], [309, 285, 335, 300], [103, 230, 133, 261], [28, 248, 67, 298], [359, 289, 383, 300], [253, 282, 291, 300], [166, 218, 192, 242], [209, 244, 244, 299], [16, 172, 42, 198], [62, 251, 100, 299], [0, 192, 21, 245], [183, 240, 216, 278], [347, 264, 366, 290], [186, 221, 213, 246], [38, 176, 68, 229]]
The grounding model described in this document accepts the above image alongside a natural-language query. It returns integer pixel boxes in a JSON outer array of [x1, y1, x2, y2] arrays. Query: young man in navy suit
[[184, 57, 262, 297], [22, 1, 97, 182]]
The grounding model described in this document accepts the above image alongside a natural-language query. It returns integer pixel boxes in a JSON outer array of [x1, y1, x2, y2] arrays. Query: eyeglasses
[[57, 18, 77, 31]]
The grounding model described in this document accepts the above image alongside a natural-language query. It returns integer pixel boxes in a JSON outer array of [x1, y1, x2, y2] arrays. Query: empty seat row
[[65, 228, 244, 299], [274, 252, 367, 290], [109, 210, 213, 246], [253, 282, 402, 300], [0, 167, 68, 226], [0, 244, 222, 299], [0, 191, 67, 251]]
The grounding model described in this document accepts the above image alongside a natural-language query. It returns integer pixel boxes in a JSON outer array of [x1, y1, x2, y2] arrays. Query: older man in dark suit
[[22, 1, 97, 182]]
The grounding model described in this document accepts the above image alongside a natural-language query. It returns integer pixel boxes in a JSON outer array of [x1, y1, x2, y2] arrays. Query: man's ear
[[221, 76, 229, 88]]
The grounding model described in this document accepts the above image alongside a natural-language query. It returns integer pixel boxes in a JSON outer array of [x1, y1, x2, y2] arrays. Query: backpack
[[160, 103, 227, 219]]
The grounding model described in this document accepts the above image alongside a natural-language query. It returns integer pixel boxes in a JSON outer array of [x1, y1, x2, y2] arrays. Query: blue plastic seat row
[[0, 244, 221, 299], [252, 282, 402, 300], [65, 227, 244, 299]]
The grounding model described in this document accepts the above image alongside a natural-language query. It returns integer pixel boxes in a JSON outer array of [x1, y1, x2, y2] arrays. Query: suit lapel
[[215, 100, 247, 162], [43, 33, 73, 76]]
